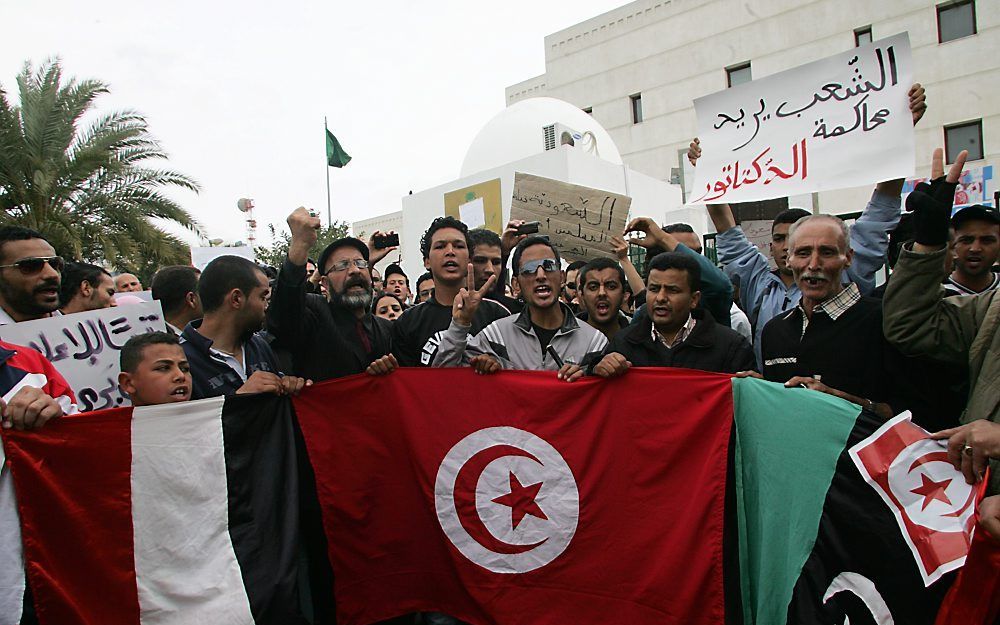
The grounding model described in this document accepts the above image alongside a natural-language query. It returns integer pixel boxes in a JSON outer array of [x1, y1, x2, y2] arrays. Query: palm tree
[[0, 58, 202, 270]]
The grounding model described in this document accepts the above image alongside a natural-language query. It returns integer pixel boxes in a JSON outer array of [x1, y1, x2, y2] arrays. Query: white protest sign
[[113, 290, 153, 303], [459, 197, 486, 229], [691, 33, 914, 205], [191, 246, 255, 271], [0, 302, 167, 412]]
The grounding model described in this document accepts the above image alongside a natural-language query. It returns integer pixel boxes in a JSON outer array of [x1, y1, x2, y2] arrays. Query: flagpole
[[324, 116, 332, 227]]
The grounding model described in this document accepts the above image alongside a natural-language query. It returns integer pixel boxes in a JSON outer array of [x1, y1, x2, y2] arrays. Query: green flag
[[325, 129, 352, 168]]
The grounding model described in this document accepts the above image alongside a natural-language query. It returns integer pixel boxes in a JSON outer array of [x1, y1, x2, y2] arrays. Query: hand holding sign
[[0, 386, 65, 431]]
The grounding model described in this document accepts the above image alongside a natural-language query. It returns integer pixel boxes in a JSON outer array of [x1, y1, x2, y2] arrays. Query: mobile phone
[[374, 233, 400, 249], [517, 221, 541, 235]]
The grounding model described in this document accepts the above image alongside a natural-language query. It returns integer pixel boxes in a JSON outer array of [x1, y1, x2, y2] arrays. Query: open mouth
[[653, 306, 670, 316], [170, 386, 189, 397], [802, 276, 827, 288], [596, 302, 610, 314], [441, 260, 460, 271], [534, 285, 553, 296]]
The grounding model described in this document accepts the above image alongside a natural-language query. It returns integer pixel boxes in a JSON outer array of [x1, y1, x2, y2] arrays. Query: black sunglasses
[[518, 258, 559, 276], [0, 256, 64, 275]]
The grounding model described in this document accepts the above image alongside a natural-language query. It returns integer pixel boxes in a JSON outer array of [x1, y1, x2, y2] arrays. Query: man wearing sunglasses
[[433, 236, 607, 379], [267, 208, 396, 383], [0, 226, 64, 325]]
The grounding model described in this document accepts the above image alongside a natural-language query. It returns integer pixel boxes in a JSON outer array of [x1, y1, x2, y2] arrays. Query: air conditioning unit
[[542, 123, 583, 151]]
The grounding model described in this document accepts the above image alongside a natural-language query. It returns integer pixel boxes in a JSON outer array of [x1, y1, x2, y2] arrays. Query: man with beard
[[392, 216, 509, 367], [150, 265, 203, 335], [268, 208, 396, 381], [181, 255, 308, 400], [434, 236, 606, 377], [944, 204, 999, 296], [759, 215, 902, 419], [576, 257, 630, 340], [0, 226, 63, 325]]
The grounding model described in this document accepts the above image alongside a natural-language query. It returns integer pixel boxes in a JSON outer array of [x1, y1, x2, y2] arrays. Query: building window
[[582, 107, 593, 115], [726, 62, 752, 88], [937, 1, 976, 43], [630, 94, 642, 124], [945, 120, 984, 162], [854, 26, 872, 47]]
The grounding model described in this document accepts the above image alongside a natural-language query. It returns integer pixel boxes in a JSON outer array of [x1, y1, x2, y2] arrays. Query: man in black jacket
[[268, 207, 397, 381], [592, 252, 755, 377]]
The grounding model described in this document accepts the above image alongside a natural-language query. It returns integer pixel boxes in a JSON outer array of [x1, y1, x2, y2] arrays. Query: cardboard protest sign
[[691, 33, 914, 204], [510, 173, 630, 262], [191, 246, 255, 271], [0, 302, 167, 411]]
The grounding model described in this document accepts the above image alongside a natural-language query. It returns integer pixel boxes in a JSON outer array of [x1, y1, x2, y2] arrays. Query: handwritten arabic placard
[[690, 33, 914, 205], [510, 173, 631, 263], [0, 302, 166, 412]]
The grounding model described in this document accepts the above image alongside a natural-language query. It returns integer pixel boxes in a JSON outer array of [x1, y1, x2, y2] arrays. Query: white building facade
[[507, 0, 998, 219]]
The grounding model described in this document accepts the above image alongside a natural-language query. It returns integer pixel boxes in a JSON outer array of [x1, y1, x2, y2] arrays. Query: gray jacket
[[432, 303, 608, 370]]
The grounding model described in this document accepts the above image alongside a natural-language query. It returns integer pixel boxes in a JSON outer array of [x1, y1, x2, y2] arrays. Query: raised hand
[[610, 235, 630, 261], [688, 137, 701, 167], [908, 83, 927, 126], [287, 207, 321, 265], [501, 220, 528, 256], [908, 148, 968, 247], [624, 217, 668, 250], [367, 230, 399, 265], [452, 262, 497, 327]]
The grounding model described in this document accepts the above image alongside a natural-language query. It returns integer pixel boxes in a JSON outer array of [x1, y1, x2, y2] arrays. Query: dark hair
[[58, 261, 110, 305], [420, 216, 471, 260], [646, 251, 701, 293], [578, 257, 625, 289], [663, 223, 695, 234], [384, 263, 409, 286], [120, 331, 181, 373], [372, 291, 406, 313], [772, 208, 811, 232], [0, 226, 49, 262], [511, 236, 562, 275], [565, 260, 587, 273], [198, 256, 265, 313], [151, 266, 200, 315], [468, 228, 502, 250]]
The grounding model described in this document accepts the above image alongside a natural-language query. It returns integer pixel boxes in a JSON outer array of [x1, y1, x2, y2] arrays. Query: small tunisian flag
[[293, 368, 735, 625]]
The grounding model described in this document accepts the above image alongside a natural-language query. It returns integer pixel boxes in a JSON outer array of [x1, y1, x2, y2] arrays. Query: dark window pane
[[938, 1, 976, 43], [945, 121, 983, 162], [631, 94, 643, 124], [855, 27, 872, 47]]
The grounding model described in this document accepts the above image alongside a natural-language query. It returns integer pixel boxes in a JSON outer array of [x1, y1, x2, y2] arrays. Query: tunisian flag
[[293, 368, 734, 625]]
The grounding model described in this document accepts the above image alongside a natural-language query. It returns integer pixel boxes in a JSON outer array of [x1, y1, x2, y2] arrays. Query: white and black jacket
[[432, 302, 607, 371]]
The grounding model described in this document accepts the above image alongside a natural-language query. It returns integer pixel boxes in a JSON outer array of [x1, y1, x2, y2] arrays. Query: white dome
[[460, 97, 623, 177]]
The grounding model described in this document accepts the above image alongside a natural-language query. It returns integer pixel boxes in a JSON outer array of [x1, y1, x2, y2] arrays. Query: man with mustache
[[758, 215, 903, 419], [944, 204, 999, 297], [0, 226, 64, 324], [576, 257, 630, 340], [267, 207, 396, 381]]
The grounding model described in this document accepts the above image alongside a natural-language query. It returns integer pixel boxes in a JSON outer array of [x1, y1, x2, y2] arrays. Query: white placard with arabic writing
[[690, 33, 914, 205], [0, 302, 167, 412]]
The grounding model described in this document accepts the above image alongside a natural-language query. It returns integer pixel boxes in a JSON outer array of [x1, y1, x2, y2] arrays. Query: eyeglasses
[[325, 259, 369, 274], [565, 282, 577, 290], [0, 256, 64, 275], [518, 258, 559, 276]]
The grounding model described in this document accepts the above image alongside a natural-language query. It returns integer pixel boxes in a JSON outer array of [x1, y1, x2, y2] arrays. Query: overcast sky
[[3, 0, 625, 249]]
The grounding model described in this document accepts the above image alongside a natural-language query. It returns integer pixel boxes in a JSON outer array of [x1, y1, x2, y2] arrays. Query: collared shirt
[[209, 346, 247, 382], [799, 283, 861, 338], [651, 314, 697, 349]]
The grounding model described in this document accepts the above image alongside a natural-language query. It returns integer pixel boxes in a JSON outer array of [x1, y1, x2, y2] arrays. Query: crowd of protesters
[[0, 83, 998, 624]]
